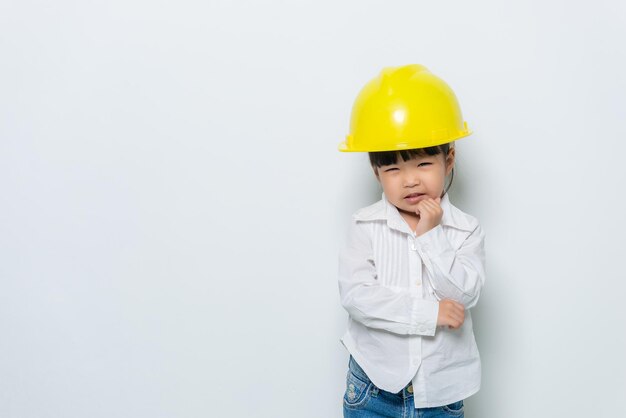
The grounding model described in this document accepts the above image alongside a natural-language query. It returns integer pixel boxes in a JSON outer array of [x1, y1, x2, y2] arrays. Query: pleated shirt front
[[338, 192, 486, 407]]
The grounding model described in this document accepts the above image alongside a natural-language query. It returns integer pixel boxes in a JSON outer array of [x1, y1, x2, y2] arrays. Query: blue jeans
[[343, 356, 464, 418]]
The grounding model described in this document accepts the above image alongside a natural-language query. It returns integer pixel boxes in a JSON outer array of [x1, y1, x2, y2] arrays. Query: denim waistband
[[348, 356, 414, 398]]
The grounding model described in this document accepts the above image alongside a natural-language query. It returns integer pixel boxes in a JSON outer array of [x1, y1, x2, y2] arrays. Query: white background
[[1, 1, 625, 417]]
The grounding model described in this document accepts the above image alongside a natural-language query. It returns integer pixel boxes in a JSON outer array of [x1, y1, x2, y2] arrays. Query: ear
[[445, 146, 456, 176]]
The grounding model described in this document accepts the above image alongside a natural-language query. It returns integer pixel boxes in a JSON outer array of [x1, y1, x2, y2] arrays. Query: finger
[[450, 300, 464, 310], [422, 200, 441, 213], [448, 317, 461, 329], [427, 202, 442, 213], [443, 308, 459, 323], [448, 310, 463, 325], [419, 201, 435, 212], [448, 307, 464, 324], [415, 202, 429, 215], [451, 311, 464, 326], [448, 305, 461, 318], [453, 309, 465, 324], [417, 203, 436, 216]]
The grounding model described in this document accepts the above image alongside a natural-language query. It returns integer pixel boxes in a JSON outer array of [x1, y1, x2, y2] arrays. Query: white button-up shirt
[[338, 192, 486, 407]]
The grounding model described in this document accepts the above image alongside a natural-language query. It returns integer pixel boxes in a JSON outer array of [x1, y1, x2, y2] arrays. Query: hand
[[414, 197, 443, 237], [437, 299, 465, 329]]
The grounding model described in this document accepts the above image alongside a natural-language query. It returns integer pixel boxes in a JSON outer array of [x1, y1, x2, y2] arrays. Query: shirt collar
[[353, 192, 477, 234]]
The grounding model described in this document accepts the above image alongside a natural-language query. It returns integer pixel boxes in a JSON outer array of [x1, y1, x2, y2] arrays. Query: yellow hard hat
[[339, 64, 472, 152]]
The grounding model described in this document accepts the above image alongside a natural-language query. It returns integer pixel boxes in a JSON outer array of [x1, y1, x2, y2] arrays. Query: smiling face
[[373, 147, 455, 226]]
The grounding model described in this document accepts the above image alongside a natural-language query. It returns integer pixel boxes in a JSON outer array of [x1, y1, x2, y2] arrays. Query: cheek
[[380, 177, 399, 192], [427, 171, 446, 187]]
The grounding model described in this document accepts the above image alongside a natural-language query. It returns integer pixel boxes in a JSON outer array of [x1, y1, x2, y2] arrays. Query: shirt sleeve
[[338, 219, 439, 336], [414, 223, 486, 309]]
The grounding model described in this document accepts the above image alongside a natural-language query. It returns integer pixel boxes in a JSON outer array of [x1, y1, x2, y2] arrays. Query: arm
[[415, 223, 486, 309], [338, 219, 439, 336]]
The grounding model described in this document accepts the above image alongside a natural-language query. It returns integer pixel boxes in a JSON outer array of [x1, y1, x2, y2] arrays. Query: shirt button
[[415, 281, 421, 286]]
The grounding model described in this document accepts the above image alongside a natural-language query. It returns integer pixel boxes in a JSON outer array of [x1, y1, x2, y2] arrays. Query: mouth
[[404, 193, 426, 203]]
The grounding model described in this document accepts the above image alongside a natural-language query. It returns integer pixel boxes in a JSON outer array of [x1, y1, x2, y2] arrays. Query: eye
[[383, 167, 398, 172], [418, 162, 432, 167]]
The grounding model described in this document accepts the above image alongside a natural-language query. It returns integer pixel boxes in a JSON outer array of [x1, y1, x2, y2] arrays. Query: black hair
[[368, 143, 455, 196]]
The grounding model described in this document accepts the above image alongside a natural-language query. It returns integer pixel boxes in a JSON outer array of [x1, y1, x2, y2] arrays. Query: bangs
[[368, 144, 450, 168]]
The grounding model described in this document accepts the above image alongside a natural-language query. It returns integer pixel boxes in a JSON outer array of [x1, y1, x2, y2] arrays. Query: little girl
[[338, 64, 486, 417]]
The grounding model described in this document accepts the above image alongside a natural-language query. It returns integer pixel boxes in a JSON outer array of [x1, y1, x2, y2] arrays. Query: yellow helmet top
[[339, 64, 471, 152]]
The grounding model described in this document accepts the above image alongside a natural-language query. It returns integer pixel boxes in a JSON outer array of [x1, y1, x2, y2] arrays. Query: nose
[[403, 171, 420, 188]]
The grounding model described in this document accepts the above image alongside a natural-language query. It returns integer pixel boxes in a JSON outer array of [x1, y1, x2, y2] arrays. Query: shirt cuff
[[410, 298, 439, 336], [415, 224, 452, 258]]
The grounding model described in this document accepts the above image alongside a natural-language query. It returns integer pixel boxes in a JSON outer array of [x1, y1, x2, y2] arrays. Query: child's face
[[373, 148, 455, 217]]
